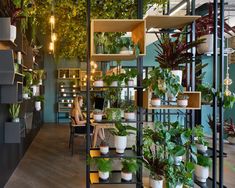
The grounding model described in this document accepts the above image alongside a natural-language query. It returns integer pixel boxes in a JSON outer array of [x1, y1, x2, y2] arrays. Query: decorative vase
[[94, 80, 104, 87], [98, 171, 109, 180], [177, 99, 188, 107], [114, 135, 127, 153], [10, 25, 17, 42], [124, 112, 136, 121], [121, 171, 132, 181], [197, 34, 214, 54], [195, 164, 209, 183]]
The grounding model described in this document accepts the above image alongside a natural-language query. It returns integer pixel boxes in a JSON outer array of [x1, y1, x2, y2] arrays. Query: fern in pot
[[9, 104, 20, 122], [121, 101, 136, 121], [93, 109, 103, 122], [91, 158, 112, 180], [177, 93, 189, 107], [110, 122, 137, 154], [121, 159, 138, 181], [195, 154, 212, 183]]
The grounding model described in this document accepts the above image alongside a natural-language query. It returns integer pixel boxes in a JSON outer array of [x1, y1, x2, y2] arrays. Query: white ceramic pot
[[124, 112, 136, 121], [39, 79, 42, 85], [61, 88, 65, 92], [177, 99, 188, 107], [31, 85, 37, 96], [98, 171, 109, 180], [17, 52, 22, 64], [174, 156, 183, 165], [127, 80, 134, 87], [23, 93, 29, 99], [13, 118, 20, 123], [197, 34, 213, 54], [149, 177, 164, 188], [151, 98, 161, 106], [175, 183, 183, 188], [196, 143, 208, 153], [10, 25, 17, 42], [195, 164, 209, 183], [94, 114, 102, 122], [100, 146, 109, 155], [111, 81, 118, 87], [121, 171, 132, 181], [94, 80, 104, 87], [167, 92, 177, 101], [171, 70, 183, 84], [120, 47, 133, 55], [68, 104, 72, 108], [35, 101, 41, 111], [114, 135, 127, 153], [228, 137, 235, 144]]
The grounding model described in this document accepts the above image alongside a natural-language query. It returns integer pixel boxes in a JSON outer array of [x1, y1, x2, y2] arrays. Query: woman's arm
[[74, 110, 86, 125]]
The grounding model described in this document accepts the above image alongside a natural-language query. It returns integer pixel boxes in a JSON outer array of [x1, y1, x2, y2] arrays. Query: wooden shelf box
[[91, 19, 146, 61]]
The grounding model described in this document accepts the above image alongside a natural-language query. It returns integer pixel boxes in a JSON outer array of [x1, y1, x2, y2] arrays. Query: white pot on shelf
[[61, 88, 65, 92], [31, 85, 37, 96], [124, 112, 136, 121], [120, 47, 133, 55], [10, 25, 17, 42], [94, 80, 104, 87], [121, 171, 132, 181], [177, 99, 188, 107], [195, 164, 209, 183], [127, 80, 134, 87], [98, 171, 109, 180], [196, 143, 208, 153], [13, 118, 20, 123], [174, 155, 183, 165], [151, 98, 161, 106], [94, 114, 102, 122], [175, 183, 183, 188], [114, 135, 127, 154], [171, 70, 183, 84], [149, 176, 164, 188], [197, 34, 214, 54], [23, 93, 29, 99], [111, 81, 118, 87], [35, 101, 41, 111], [228, 137, 235, 144], [100, 146, 109, 155]]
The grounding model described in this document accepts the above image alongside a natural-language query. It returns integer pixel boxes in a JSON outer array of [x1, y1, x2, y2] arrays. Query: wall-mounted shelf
[[145, 15, 200, 30], [140, 90, 201, 110], [0, 18, 17, 44], [0, 81, 23, 103], [91, 19, 146, 61], [58, 68, 80, 79]]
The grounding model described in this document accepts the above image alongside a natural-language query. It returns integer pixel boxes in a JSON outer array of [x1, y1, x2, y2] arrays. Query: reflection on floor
[[5, 124, 235, 188]]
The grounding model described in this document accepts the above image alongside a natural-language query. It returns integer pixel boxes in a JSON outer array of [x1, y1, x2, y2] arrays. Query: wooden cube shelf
[[137, 90, 201, 110], [58, 68, 80, 79], [145, 15, 200, 30], [91, 19, 146, 61]]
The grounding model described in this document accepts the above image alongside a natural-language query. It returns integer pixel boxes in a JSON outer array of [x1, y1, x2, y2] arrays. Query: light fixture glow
[[51, 33, 57, 41], [49, 15, 55, 25], [49, 42, 54, 51]]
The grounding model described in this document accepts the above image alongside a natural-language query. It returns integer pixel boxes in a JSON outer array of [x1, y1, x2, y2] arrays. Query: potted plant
[[91, 158, 112, 180], [93, 109, 103, 122], [110, 122, 137, 154], [170, 145, 186, 166], [122, 101, 136, 121], [177, 93, 189, 107], [195, 3, 235, 54], [193, 125, 209, 153], [93, 75, 104, 87], [121, 159, 138, 181], [94, 32, 108, 54], [23, 86, 31, 99], [106, 108, 122, 121], [196, 83, 214, 104], [225, 118, 235, 144], [103, 73, 124, 87], [151, 94, 161, 107], [99, 140, 109, 155], [124, 69, 138, 86], [195, 154, 212, 183], [35, 95, 44, 111], [155, 32, 203, 84], [9, 104, 20, 122], [117, 37, 134, 55]]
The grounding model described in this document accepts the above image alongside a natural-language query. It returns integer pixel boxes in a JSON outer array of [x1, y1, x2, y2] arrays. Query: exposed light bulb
[[91, 69, 95, 74], [49, 42, 54, 51], [51, 33, 57, 41], [49, 15, 55, 25], [94, 63, 98, 69]]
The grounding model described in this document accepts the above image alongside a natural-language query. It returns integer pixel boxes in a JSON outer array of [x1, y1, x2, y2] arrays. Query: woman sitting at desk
[[70, 96, 105, 140]]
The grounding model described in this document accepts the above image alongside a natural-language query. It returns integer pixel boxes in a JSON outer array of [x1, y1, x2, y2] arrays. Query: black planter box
[[4, 122, 25, 143]]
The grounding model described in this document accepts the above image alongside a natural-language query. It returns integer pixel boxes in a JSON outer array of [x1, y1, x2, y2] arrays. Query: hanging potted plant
[[155, 32, 204, 85], [99, 140, 109, 155], [194, 125, 209, 153], [124, 69, 138, 87], [35, 95, 44, 111], [177, 93, 189, 107], [195, 3, 235, 54], [110, 122, 137, 154], [195, 154, 212, 183], [91, 158, 112, 180], [121, 101, 136, 121], [9, 104, 20, 123], [93, 109, 103, 122], [121, 159, 138, 181], [93, 75, 104, 87]]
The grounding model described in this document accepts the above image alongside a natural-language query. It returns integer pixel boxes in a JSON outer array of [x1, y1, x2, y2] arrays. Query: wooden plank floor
[[5, 124, 235, 188]]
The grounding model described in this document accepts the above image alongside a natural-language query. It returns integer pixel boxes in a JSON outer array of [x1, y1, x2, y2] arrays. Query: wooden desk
[[91, 120, 114, 147]]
